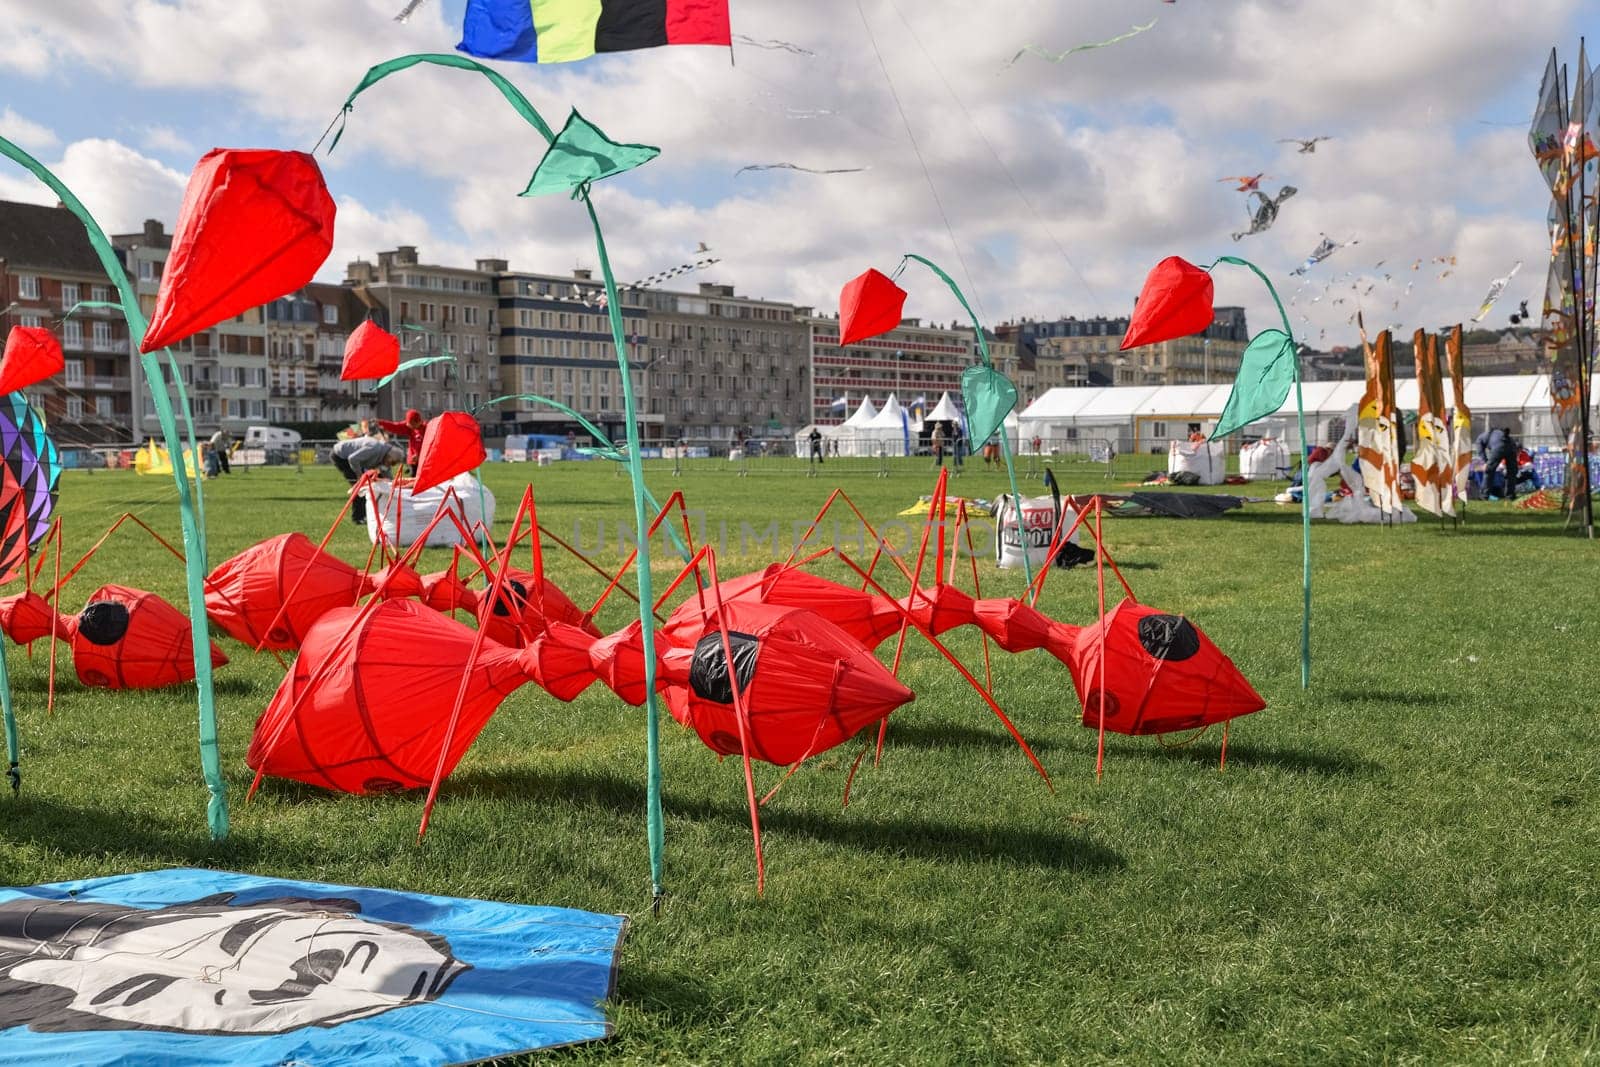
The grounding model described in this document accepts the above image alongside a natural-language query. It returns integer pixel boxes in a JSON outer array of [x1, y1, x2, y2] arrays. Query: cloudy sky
[[0, 0, 1594, 349]]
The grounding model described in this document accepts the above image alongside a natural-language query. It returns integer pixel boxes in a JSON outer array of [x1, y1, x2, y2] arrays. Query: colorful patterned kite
[[1409, 328, 1452, 518], [459, 0, 731, 64]]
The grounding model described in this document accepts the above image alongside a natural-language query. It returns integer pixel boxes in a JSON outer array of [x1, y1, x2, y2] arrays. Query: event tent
[[1020, 374, 1585, 454], [927, 391, 962, 424], [862, 393, 913, 456]]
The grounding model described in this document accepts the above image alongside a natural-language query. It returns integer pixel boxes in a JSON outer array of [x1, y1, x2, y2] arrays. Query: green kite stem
[[0, 135, 228, 833], [901, 253, 1033, 592], [335, 54, 558, 148], [0, 630, 16, 795], [163, 349, 208, 559], [1218, 255, 1311, 689], [335, 54, 671, 900], [478, 393, 690, 563], [586, 195, 666, 901]]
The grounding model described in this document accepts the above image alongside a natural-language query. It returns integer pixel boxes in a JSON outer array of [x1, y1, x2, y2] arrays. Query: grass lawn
[[2, 460, 1597, 1063]]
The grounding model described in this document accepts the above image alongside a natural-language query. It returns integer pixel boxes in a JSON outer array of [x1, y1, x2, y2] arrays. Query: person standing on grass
[[378, 409, 427, 475], [931, 422, 946, 467], [208, 427, 232, 475], [808, 426, 824, 466], [952, 423, 965, 471]]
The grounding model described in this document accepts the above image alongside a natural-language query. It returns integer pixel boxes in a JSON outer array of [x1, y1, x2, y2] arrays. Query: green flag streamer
[[1210, 328, 1296, 439], [897, 253, 1033, 591], [1212, 255, 1312, 689], [335, 53, 672, 904], [0, 136, 227, 834]]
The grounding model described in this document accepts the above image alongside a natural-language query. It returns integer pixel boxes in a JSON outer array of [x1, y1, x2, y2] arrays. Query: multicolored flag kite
[[1445, 324, 1473, 516], [459, 0, 731, 64], [1356, 325, 1404, 518], [1409, 328, 1451, 518]]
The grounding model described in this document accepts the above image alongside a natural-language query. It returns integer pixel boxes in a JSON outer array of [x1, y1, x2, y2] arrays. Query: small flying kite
[[1005, 19, 1158, 66], [1278, 136, 1332, 153], [1231, 185, 1297, 241], [735, 163, 868, 177], [1218, 173, 1267, 192]]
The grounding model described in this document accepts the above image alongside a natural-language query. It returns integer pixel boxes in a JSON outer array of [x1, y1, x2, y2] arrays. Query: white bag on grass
[[366, 473, 496, 548]]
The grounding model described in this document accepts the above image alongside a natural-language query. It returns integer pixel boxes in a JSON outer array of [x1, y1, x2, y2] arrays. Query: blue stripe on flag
[[459, 0, 540, 62]]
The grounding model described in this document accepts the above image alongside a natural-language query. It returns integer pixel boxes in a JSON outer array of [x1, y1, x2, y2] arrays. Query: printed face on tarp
[[0, 868, 626, 1066], [0, 894, 467, 1035]]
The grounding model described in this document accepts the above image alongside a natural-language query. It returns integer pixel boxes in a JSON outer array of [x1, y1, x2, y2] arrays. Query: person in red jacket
[[377, 409, 427, 474]]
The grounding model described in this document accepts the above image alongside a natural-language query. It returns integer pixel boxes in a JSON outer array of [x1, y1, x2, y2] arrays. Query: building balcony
[[90, 339, 130, 355], [85, 375, 131, 392]]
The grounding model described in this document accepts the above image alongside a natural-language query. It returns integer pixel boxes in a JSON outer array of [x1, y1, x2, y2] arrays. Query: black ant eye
[[491, 579, 528, 618], [689, 631, 760, 704], [78, 601, 130, 646], [1137, 614, 1200, 662]]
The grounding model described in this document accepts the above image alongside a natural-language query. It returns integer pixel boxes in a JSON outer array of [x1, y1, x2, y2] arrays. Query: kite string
[[853, 0, 989, 326], [882, 0, 1101, 311]]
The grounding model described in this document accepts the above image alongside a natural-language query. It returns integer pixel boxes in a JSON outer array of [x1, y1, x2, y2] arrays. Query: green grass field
[[3, 461, 1597, 1063]]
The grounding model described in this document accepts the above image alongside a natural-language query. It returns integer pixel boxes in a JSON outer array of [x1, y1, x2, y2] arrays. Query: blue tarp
[[0, 868, 625, 1066]]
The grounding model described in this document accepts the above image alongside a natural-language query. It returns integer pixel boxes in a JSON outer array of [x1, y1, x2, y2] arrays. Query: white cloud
[[0, 138, 186, 233], [0, 107, 59, 151], [0, 0, 1588, 348]]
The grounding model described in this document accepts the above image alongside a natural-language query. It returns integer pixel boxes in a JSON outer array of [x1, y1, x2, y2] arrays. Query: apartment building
[[345, 247, 497, 422], [808, 314, 975, 426], [0, 200, 135, 443]]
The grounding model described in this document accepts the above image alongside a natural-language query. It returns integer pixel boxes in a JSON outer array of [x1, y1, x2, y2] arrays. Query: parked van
[[242, 425, 302, 466]]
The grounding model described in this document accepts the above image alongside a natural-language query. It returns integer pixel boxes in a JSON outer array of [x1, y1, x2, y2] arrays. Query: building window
[[91, 286, 109, 303], [64, 360, 84, 387], [92, 321, 112, 351], [95, 396, 113, 417], [61, 282, 79, 307], [323, 304, 338, 325], [66, 397, 83, 419], [18, 275, 37, 300], [63, 322, 82, 349], [18, 314, 41, 329], [139, 260, 155, 281]]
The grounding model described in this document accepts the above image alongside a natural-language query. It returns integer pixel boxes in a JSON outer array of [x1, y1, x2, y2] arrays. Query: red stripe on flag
[[665, 0, 729, 44]]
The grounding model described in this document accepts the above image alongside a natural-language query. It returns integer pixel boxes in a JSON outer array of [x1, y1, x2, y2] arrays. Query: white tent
[[862, 393, 913, 456], [835, 395, 879, 456], [1019, 374, 1574, 455], [928, 391, 962, 423]]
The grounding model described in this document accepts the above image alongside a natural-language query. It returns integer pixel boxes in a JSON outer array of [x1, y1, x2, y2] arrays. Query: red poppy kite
[[1121, 256, 1214, 350], [143, 149, 336, 353], [0, 327, 64, 395], [340, 320, 401, 381], [412, 411, 486, 493], [838, 268, 908, 346]]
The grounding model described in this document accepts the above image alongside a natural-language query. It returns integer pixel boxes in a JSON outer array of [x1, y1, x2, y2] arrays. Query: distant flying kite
[[1278, 136, 1333, 153], [1231, 185, 1297, 241], [1218, 173, 1267, 192], [735, 163, 869, 177], [1290, 234, 1357, 275], [1005, 19, 1157, 66]]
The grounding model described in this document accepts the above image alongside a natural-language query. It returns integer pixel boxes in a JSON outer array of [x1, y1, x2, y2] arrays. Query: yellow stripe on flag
[[531, 0, 602, 63]]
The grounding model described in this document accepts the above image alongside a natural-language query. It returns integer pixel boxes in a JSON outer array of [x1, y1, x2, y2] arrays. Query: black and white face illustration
[[0, 894, 471, 1035]]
